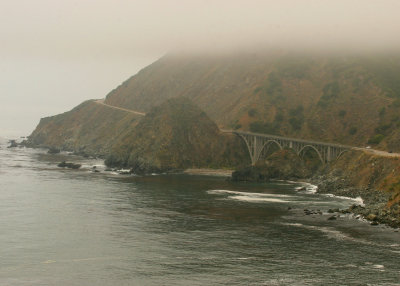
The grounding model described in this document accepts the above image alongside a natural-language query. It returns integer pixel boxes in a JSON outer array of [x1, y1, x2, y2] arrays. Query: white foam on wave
[[323, 194, 364, 206], [207, 189, 291, 197], [207, 190, 293, 203], [281, 222, 374, 245], [230, 195, 290, 203], [295, 182, 318, 194], [373, 264, 385, 269]]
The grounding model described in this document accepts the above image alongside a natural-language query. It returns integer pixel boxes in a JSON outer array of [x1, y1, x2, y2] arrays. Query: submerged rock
[[57, 161, 81, 169], [7, 140, 18, 148], [47, 147, 60, 154]]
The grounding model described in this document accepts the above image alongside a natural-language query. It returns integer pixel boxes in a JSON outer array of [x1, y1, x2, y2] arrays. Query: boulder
[[366, 214, 378, 221]]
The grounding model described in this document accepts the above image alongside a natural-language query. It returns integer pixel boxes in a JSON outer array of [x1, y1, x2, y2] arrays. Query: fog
[[1, 0, 399, 136]]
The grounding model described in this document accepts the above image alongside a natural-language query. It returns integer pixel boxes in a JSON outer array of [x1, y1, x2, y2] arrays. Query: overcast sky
[[1, 0, 400, 137]]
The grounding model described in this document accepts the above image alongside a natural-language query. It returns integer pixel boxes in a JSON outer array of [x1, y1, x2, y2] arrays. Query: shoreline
[[310, 175, 400, 228], [10, 143, 400, 228], [183, 168, 233, 177], [269, 177, 399, 229]]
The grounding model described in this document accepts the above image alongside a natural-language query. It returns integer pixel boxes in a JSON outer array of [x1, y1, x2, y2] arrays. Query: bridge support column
[[326, 146, 332, 163]]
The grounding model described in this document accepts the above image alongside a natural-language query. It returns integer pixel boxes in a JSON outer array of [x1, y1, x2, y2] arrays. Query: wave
[[207, 189, 294, 203], [281, 222, 375, 244], [207, 189, 291, 197], [230, 195, 291, 203], [323, 194, 364, 206], [294, 182, 318, 194], [281, 223, 400, 252]]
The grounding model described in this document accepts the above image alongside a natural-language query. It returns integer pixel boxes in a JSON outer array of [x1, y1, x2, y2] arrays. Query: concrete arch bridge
[[226, 130, 351, 165]]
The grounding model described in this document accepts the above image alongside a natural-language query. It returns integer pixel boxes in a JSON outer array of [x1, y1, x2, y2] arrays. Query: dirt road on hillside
[[94, 99, 146, 116]]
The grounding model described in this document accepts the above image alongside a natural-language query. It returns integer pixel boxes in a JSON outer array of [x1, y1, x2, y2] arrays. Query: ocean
[[0, 138, 399, 285]]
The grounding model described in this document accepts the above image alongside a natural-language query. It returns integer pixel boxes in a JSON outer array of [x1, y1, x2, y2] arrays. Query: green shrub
[[349, 127, 358, 135], [265, 72, 282, 96], [318, 81, 340, 107], [249, 121, 278, 134], [289, 117, 303, 130], [368, 134, 385, 144], [248, 108, 257, 117], [274, 111, 284, 122], [391, 99, 400, 108], [288, 105, 304, 130], [233, 123, 242, 130], [375, 124, 391, 135], [379, 107, 386, 117], [253, 87, 262, 94]]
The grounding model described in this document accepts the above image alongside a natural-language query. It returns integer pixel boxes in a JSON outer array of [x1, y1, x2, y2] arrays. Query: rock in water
[[7, 140, 18, 148], [57, 161, 81, 169], [48, 147, 61, 154]]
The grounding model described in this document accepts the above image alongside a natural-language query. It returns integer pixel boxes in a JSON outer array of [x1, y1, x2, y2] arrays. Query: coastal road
[[353, 147, 400, 158], [94, 99, 146, 116]]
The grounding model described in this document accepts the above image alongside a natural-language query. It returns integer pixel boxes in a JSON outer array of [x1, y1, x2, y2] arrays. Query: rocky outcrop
[[105, 97, 249, 174], [25, 100, 142, 157], [7, 140, 18, 148]]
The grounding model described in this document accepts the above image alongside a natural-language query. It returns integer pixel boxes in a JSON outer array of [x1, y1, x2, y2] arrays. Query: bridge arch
[[236, 133, 253, 162], [298, 145, 324, 164], [336, 149, 348, 160], [257, 140, 283, 162]]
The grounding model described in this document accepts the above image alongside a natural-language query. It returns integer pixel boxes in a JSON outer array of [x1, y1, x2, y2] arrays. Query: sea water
[[0, 139, 399, 285]]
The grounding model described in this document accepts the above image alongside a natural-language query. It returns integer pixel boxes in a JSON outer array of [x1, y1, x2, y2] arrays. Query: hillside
[[105, 52, 400, 151], [105, 97, 249, 173], [27, 100, 143, 156], [28, 51, 400, 157]]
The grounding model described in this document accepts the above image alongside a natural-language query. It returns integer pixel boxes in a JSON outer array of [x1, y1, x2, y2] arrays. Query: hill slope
[[105, 52, 400, 151], [105, 97, 248, 173], [28, 51, 400, 157]]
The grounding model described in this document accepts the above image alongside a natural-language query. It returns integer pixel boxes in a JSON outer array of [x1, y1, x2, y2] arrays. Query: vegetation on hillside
[[105, 97, 249, 173], [103, 52, 400, 151]]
